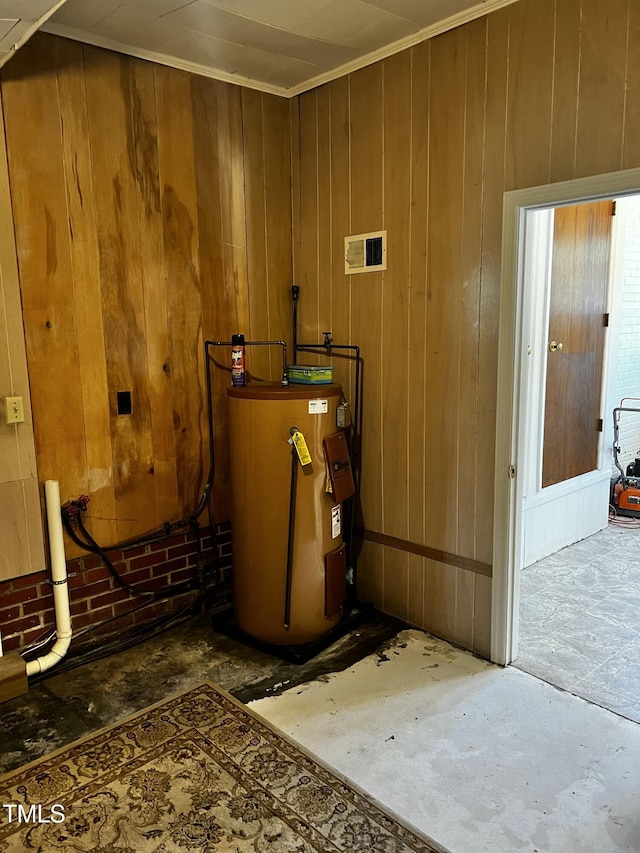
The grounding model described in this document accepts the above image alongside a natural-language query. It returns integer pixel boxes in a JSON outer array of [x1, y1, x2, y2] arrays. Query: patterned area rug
[[0, 681, 447, 852]]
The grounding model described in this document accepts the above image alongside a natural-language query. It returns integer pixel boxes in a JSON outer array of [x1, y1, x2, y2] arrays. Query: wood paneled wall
[[0, 33, 292, 567], [293, 0, 640, 657], [0, 91, 45, 581], [3, 0, 638, 656]]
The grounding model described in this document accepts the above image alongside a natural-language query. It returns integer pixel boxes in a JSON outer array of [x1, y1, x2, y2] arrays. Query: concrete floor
[[0, 609, 406, 775], [253, 628, 640, 853], [2, 610, 640, 852]]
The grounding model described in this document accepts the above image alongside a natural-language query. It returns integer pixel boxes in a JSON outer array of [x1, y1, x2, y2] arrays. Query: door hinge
[[508, 464, 516, 479], [603, 312, 609, 327], [597, 418, 603, 432], [612, 200, 617, 216]]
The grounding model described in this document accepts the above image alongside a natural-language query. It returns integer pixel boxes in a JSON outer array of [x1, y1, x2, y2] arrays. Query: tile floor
[[514, 518, 640, 724]]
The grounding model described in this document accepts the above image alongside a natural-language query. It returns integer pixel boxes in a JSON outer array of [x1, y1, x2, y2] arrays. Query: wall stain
[[162, 183, 204, 509], [98, 175, 152, 498], [124, 63, 161, 219]]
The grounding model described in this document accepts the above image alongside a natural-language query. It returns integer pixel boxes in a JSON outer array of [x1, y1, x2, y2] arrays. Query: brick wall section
[[0, 522, 232, 656], [613, 196, 640, 472]]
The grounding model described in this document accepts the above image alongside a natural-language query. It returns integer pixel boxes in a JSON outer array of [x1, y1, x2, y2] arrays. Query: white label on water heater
[[308, 399, 328, 414], [331, 504, 341, 539]]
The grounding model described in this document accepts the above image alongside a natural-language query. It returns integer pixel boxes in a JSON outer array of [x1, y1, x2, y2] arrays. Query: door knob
[[549, 341, 564, 352]]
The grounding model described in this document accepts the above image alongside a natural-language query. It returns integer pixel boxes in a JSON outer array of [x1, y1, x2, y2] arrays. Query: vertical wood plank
[[458, 18, 487, 647], [350, 63, 384, 603], [327, 77, 359, 406], [473, 573, 492, 658], [0, 79, 45, 579], [317, 86, 332, 343], [83, 46, 156, 539], [550, 0, 581, 182], [622, 0, 640, 170], [130, 59, 179, 527], [2, 37, 88, 505], [426, 26, 466, 555], [381, 50, 411, 620], [406, 556, 425, 629], [408, 26, 430, 452], [0, 89, 37, 489], [263, 93, 294, 359], [455, 569, 475, 651], [459, 18, 486, 561], [0, 480, 43, 581], [357, 539, 384, 608], [424, 25, 468, 642], [575, 0, 628, 177], [192, 76, 230, 520], [290, 97, 302, 316], [297, 90, 319, 349], [423, 560, 457, 642], [192, 77, 224, 340], [504, 0, 555, 190], [476, 7, 509, 568], [155, 65, 205, 515], [0, 196, 21, 486], [243, 91, 292, 380], [218, 81, 250, 503], [407, 41, 430, 627], [350, 63, 383, 533], [328, 76, 352, 401], [242, 89, 270, 380], [55, 38, 118, 546], [217, 83, 250, 338]]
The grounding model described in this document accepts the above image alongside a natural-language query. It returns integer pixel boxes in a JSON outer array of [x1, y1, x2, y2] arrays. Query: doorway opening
[[511, 194, 640, 724], [492, 167, 640, 721]]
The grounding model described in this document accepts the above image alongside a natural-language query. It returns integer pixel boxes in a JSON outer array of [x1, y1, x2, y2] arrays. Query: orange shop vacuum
[[610, 401, 640, 517]]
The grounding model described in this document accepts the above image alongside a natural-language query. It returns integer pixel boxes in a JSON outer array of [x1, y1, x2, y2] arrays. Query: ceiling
[[4, 0, 519, 97], [0, 1, 67, 67]]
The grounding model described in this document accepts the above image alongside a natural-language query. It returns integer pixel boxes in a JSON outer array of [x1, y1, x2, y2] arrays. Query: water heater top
[[227, 382, 342, 401]]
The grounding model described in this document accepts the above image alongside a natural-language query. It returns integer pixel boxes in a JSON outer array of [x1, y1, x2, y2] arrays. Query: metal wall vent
[[344, 230, 387, 274]]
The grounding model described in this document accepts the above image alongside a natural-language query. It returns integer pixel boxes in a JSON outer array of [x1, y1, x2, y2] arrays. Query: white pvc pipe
[[26, 480, 72, 676]]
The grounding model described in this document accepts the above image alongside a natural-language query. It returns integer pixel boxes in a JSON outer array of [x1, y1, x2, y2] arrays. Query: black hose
[[64, 509, 196, 599], [292, 285, 299, 364]]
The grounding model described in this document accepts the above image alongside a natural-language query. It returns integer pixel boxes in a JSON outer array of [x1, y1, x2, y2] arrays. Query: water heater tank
[[227, 383, 347, 645]]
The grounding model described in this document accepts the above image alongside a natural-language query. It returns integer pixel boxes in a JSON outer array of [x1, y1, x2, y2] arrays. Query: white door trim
[[491, 167, 640, 666]]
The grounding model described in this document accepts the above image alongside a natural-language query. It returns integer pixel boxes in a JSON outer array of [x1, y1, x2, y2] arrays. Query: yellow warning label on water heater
[[291, 430, 312, 466]]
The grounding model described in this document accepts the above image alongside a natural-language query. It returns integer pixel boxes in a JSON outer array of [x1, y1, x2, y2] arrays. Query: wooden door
[[542, 200, 614, 488]]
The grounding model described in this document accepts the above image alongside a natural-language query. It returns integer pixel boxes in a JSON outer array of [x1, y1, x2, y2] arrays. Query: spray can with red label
[[231, 334, 246, 386]]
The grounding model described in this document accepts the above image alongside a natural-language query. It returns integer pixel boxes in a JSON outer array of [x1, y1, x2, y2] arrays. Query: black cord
[[66, 502, 208, 555], [63, 510, 197, 599]]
